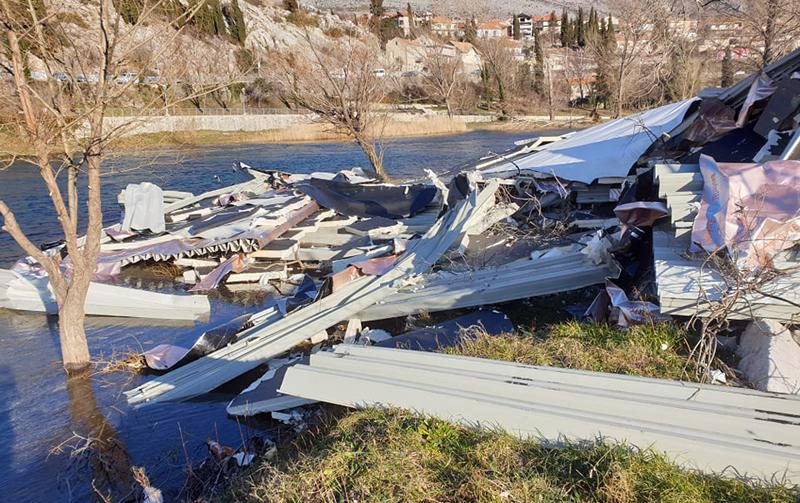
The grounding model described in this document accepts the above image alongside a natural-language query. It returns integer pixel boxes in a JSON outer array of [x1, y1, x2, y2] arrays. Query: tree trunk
[[762, 0, 778, 67], [615, 77, 624, 118], [445, 99, 453, 118], [59, 289, 91, 373], [356, 136, 389, 182]]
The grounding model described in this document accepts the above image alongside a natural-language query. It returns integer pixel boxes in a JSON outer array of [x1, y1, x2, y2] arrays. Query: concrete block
[[737, 319, 800, 394]]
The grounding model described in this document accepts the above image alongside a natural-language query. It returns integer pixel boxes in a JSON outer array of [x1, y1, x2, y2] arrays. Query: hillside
[[33, 0, 365, 81], [305, 0, 607, 17]]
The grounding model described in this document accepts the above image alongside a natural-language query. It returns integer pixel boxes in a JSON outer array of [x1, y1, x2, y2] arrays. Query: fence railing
[[104, 107, 308, 117]]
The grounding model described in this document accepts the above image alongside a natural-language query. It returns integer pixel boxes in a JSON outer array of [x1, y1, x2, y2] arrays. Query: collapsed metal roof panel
[[357, 250, 616, 321], [0, 269, 210, 320], [124, 180, 501, 406], [279, 346, 800, 482], [479, 99, 699, 184]]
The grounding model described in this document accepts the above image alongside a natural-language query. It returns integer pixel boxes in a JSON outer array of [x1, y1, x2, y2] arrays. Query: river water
[[0, 130, 566, 502]]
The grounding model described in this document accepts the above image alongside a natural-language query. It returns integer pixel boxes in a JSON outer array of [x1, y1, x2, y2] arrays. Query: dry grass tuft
[[94, 349, 147, 375]]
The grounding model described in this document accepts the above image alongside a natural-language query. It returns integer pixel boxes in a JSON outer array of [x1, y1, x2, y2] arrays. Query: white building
[[477, 20, 508, 39]]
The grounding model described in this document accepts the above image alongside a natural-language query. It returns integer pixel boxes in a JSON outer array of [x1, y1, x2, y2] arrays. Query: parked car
[[76, 74, 100, 84], [30, 70, 47, 81], [373, 68, 386, 78], [142, 75, 160, 85], [52, 72, 69, 82], [115, 72, 138, 84], [401, 71, 419, 78]]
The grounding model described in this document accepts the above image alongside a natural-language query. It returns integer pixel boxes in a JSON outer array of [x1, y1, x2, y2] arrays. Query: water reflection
[[62, 373, 136, 502], [0, 365, 15, 488]]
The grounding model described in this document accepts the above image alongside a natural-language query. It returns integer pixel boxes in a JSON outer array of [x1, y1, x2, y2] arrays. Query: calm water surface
[[0, 130, 566, 502]]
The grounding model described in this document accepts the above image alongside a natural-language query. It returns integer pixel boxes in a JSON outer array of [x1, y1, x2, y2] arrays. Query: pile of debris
[[4, 48, 800, 484]]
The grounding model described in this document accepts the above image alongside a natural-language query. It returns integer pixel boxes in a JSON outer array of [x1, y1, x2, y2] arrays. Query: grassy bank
[[0, 115, 584, 158], [216, 322, 794, 503]]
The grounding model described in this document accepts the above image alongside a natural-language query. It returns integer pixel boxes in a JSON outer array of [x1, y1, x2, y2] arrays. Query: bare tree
[[268, 31, 391, 181], [420, 44, 462, 117], [0, 0, 233, 373], [598, 0, 674, 116], [476, 38, 516, 115], [708, 0, 800, 69], [564, 48, 594, 103]]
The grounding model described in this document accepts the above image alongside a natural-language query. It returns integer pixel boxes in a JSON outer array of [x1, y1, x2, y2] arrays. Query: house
[[385, 37, 427, 73], [567, 77, 596, 101], [432, 16, 461, 38], [499, 38, 525, 61], [477, 20, 508, 39], [449, 41, 482, 75], [533, 14, 560, 33], [390, 12, 411, 36], [414, 10, 433, 26], [507, 14, 533, 39], [668, 18, 699, 38]]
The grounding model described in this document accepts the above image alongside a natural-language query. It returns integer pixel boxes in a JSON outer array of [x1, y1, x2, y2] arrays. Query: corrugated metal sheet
[[653, 163, 800, 321], [0, 269, 210, 320], [358, 250, 617, 321], [125, 181, 501, 406], [279, 345, 800, 482]]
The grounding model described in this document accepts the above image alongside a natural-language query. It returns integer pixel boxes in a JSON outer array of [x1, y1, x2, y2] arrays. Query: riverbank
[[0, 114, 593, 158]]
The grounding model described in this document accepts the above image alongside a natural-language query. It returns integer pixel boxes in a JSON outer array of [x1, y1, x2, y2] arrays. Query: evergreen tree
[[559, 10, 569, 47], [369, 0, 384, 34], [576, 7, 585, 47], [161, 0, 187, 28], [512, 15, 521, 40], [370, 0, 383, 17], [463, 17, 477, 44], [406, 2, 414, 30], [721, 43, 734, 87], [283, 0, 299, 13], [533, 27, 545, 96], [480, 64, 493, 108], [210, 0, 226, 36], [586, 7, 596, 42], [224, 0, 247, 45], [593, 15, 616, 111], [113, 0, 141, 24]]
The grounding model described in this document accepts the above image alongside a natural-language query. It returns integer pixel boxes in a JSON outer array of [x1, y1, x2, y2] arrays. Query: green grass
[[448, 321, 696, 381], [214, 321, 794, 502], [219, 408, 797, 503]]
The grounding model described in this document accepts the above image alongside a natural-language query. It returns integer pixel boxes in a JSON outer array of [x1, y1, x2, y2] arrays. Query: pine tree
[[512, 15, 521, 40], [210, 0, 225, 36], [559, 10, 569, 48], [369, 0, 384, 34], [721, 44, 734, 87], [533, 27, 545, 96], [576, 7, 585, 47], [406, 2, 414, 30], [464, 17, 477, 44], [113, 0, 141, 24], [283, 0, 299, 14], [224, 0, 247, 45], [370, 0, 383, 17], [586, 7, 596, 42]]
